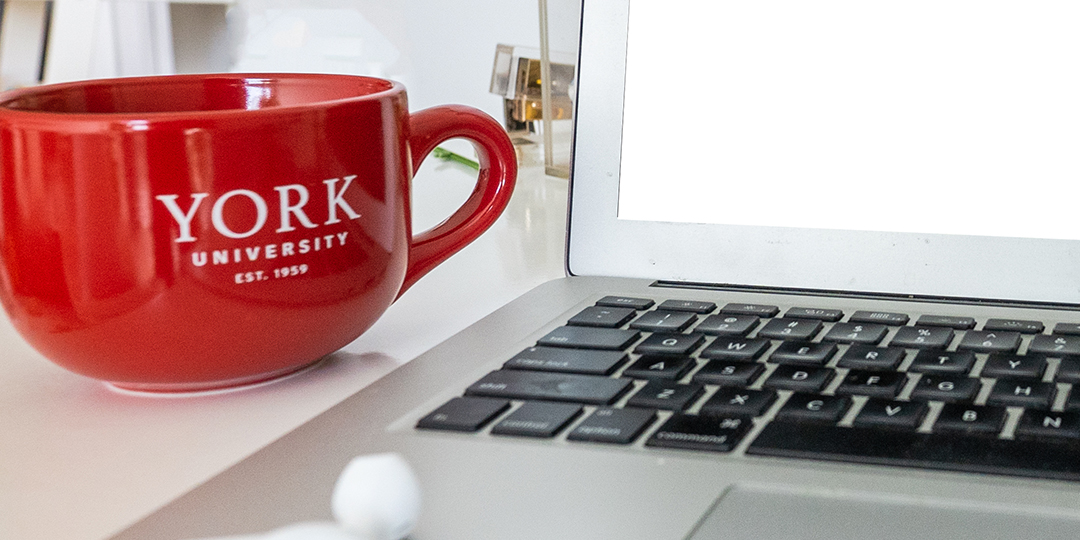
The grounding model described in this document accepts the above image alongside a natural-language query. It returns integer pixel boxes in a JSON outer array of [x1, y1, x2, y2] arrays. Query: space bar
[[747, 421, 1080, 482]]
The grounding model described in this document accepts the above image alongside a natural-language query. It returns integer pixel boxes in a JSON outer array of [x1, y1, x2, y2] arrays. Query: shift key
[[466, 370, 633, 405]]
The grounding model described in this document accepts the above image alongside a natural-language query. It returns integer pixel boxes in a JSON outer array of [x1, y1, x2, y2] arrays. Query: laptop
[[115, 0, 1080, 538]]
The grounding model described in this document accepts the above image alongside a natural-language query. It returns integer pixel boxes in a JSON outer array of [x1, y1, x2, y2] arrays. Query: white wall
[[32, 0, 579, 120], [402, 0, 540, 117], [228, 0, 555, 120]]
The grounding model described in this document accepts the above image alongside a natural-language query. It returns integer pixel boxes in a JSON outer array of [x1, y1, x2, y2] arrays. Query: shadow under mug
[[0, 73, 517, 392]]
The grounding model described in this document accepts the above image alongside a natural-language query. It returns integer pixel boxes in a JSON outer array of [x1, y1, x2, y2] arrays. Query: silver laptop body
[[116, 1, 1080, 538]]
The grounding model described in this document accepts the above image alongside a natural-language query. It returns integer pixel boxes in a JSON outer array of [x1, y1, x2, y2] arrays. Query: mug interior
[[0, 74, 395, 115]]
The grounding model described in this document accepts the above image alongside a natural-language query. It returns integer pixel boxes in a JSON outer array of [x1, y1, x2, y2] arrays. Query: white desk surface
[[0, 154, 568, 540]]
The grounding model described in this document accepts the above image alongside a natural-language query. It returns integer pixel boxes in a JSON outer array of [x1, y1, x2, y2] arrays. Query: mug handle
[[399, 105, 518, 297]]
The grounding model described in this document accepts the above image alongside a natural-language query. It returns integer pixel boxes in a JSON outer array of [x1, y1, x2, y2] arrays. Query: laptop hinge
[[652, 280, 1080, 312]]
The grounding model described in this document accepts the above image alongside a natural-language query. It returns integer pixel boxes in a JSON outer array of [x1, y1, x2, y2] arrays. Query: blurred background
[[0, 0, 580, 122]]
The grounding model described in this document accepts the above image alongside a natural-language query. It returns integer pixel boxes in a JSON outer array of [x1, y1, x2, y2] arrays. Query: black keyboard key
[[837, 345, 905, 371], [646, 413, 751, 452], [1065, 389, 1080, 412], [699, 337, 771, 361], [629, 310, 696, 332], [980, 353, 1047, 380], [757, 318, 823, 340], [721, 303, 780, 317], [763, 365, 835, 392], [417, 397, 511, 432], [890, 326, 954, 349], [692, 361, 765, 387], [1053, 323, 1080, 336], [781, 308, 838, 319], [621, 356, 696, 380], [958, 331, 1021, 353], [465, 370, 632, 405], [822, 323, 887, 344], [504, 347, 629, 375], [916, 315, 976, 330], [634, 333, 706, 356], [625, 381, 704, 411], [567, 306, 636, 328], [567, 408, 656, 444], [776, 394, 850, 424], [909, 375, 981, 403], [983, 319, 1045, 334], [1029, 334, 1080, 358], [657, 299, 716, 314], [1015, 410, 1080, 440], [835, 371, 908, 399], [849, 311, 909, 326], [769, 341, 838, 366], [749, 421, 1080, 482], [694, 314, 760, 336], [986, 380, 1056, 409], [853, 399, 928, 430], [490, 401, 583, 438], [596, 296, 654, 310], [785, 307, 844, 322], [538, 326, 640, 350], [700, 388, 777, 417], [1057, 358, 1080, 383], [933, 404, 1007, 435], [907, 349, 976, 375]]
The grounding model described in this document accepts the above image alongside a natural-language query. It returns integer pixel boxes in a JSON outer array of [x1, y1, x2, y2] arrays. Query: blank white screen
[[618, 1, 1080, 240]]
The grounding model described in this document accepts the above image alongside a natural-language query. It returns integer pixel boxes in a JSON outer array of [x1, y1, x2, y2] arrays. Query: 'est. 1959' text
[[235, 264, 309, 284]]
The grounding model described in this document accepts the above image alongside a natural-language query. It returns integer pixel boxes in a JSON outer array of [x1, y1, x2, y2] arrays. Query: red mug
[[0, 73, 516, 392]]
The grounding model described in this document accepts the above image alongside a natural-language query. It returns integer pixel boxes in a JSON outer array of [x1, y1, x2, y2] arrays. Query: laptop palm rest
[[691, 485, 1080, 540]]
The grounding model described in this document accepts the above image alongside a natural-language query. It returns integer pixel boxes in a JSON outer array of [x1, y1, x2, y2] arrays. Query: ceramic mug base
[[104, 357, 326, 397]]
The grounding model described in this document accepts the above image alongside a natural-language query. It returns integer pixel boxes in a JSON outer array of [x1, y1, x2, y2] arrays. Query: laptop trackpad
[[690, 485, 1080, 540]]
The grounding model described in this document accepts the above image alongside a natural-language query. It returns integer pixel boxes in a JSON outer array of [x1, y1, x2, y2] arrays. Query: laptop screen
[[568, 0, 1080, 304], [619, 1, 1080, 241]]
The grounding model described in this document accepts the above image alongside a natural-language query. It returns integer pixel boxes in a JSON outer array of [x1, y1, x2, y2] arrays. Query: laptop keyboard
[[416, 295, 1080, 482]]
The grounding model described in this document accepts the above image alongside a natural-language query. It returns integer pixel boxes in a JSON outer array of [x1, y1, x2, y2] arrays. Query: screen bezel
[[567, 0, 1080, 305]]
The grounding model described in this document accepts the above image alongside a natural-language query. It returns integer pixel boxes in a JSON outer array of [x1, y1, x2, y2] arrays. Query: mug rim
[[0, 72, 404, 123]]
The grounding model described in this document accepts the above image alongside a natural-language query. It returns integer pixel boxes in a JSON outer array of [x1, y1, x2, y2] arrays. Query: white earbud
[[331, 453, 422, 540], [185, 453, 421, 540]]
